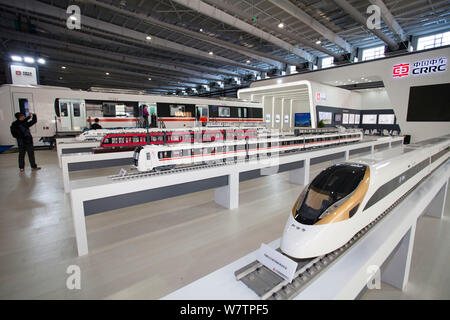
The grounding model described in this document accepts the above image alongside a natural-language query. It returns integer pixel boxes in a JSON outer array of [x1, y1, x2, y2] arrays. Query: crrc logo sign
[[393, 57, 447, 78]]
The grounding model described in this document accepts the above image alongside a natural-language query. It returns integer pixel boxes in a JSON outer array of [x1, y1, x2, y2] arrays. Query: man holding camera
[[10, 112, 41, 172]]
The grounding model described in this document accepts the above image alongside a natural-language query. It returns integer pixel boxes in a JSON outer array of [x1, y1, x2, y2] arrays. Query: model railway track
[[108, 140, 364, 181], [234, 163, 442, 300]]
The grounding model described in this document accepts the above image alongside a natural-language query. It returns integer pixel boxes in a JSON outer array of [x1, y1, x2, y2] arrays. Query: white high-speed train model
[[281, 135, 450, 259], [133, 130, 363, 172]]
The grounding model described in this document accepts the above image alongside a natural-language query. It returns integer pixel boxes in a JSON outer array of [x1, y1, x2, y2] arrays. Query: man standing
[[10, 112, 41, 172], [91, 118, 102, 129], [142, 105, 149, 128]]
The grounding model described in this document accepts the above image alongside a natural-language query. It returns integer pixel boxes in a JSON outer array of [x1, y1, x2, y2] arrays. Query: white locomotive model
[[133, 130, 363, 172], [281, 135, 450, 259]]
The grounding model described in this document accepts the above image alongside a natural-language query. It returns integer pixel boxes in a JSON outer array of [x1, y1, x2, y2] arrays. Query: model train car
[[280, 135, 450, 259], [88, 126, 265, 153], [133, 130, 363, 172]]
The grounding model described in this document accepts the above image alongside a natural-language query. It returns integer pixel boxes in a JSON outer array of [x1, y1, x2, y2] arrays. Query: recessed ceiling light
[[278, 22, 284, 28], [246, 60, 251, 64], [199, 28, 203, 32], [148, 77, 152, 80], [59, 77, 63, 80], [37, 58, 46, 64], [208, 51, 213, 55], [105, 72, 110, 75], [146, 35, 152, 40], [316, 40, 321, 44], [61, 66, 66, 69], [24, 57, 35, 63], [11, 55, 22, 62]]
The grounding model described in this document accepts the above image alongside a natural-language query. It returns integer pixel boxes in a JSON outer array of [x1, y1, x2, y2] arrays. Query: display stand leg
[[289, 158, 310, 185], [381, 223, 416, 291], [62, 158, 70, 193], [215, 173, 239, 209], [425, 180, 448, 219], [71, 190, 89, 256]]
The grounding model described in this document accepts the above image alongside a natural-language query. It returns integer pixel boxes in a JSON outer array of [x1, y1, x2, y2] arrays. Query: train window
[[133, 137, 140, 143], [73, 103, 81, 117], [173, 150, 182, 157], [294, 164, 367, 225], [60, 103, 68, 117], [146, 153, 151, 160]]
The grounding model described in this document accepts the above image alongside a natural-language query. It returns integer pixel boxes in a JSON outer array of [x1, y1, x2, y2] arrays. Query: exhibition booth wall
[[238, 46, 450, 142]]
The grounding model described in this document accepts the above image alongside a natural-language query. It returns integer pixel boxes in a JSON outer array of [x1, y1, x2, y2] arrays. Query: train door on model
[[12, 92, 36, 134], [57, 99, 86, 132], [139, 102, 157, 127], [195, 105, 208, 125]]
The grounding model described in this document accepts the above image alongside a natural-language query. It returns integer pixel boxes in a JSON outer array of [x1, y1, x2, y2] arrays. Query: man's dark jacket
[[11, 114, 37, 145]]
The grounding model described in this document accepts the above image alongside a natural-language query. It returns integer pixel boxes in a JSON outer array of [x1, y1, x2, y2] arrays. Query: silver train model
[[281, 135, 450, 259], [133, 130, 363, 172]]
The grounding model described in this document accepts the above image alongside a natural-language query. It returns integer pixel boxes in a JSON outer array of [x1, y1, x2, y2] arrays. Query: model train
[[280, 135, 450, 259], [133, 130, 363, 172], [92, 126, 264, 153]]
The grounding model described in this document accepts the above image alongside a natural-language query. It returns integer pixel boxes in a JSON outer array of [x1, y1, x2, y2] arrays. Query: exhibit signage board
[[392, 57, 447, 78], [10, 64, 38, 85], [257, 243, 297, 283]]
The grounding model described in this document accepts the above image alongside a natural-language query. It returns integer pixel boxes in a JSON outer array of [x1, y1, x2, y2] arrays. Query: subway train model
[[133, 130, 363, 172], [280, 135, 450, 259]]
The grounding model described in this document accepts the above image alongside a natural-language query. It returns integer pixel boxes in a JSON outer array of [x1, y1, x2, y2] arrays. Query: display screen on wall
[[378, 114, 396, 124], [342, 113, 349, 124], [349, 114, 355, 124], [362, 114, 378, 124], [318, 111, 332, 124], [294, 113, 311, 127], [407, 83, 450, 121], [355, 114, 360, 124]]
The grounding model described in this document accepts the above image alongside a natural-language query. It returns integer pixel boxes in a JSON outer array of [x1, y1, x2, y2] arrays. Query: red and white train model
[[133, 129, 363, 171]]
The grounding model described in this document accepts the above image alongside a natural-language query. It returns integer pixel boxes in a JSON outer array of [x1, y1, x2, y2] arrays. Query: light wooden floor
[[0, 148, 448, 299]]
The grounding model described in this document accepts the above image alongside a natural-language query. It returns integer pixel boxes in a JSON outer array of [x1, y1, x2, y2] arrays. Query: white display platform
[[163, 159, 449, 300], [56, 140, 100, 168], [70, 136, 403, 256], [62, 151, 134, 193]]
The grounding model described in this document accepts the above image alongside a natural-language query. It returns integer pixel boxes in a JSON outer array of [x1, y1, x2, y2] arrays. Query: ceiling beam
[[171, 0, 315, 63], [80, 0, 288, 68], [0, 28, 231, 82], [267, 0, 354, 54], [204, 0, 343, 59], [368, 0, 407, 42], [0, 0, 265, 73], [333, 0, 399, 50]]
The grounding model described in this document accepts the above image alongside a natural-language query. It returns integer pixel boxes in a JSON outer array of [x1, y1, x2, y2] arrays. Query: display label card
[[119, 168, 127, 177], [257, 243, 297, 283]]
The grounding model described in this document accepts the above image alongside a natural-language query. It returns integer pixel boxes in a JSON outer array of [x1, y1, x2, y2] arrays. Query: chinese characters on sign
[[393, 57, 447, 78]]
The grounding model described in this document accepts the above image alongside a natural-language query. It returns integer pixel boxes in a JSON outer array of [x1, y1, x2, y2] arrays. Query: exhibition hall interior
[[0, 0, 449, 304]]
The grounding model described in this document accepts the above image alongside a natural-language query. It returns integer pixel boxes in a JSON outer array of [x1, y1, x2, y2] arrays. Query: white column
[[215, 172, 239, 209], [381, 223, 416, 291], [289, 158, 310, 185]]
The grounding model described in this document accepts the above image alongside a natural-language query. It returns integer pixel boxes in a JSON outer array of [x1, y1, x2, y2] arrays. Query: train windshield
[[294, 164, 367, 225], [133, 146, 143, 166]]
